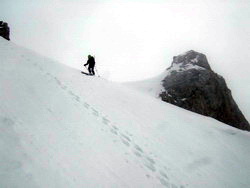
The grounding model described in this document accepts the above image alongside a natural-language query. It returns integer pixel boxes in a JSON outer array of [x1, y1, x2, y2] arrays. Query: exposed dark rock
[[0, 21, 10, 41], [160, 50, 250, 131]]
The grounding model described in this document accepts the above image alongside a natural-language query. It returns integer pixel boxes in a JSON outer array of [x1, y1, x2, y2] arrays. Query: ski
[[81, 71, 94, 76]]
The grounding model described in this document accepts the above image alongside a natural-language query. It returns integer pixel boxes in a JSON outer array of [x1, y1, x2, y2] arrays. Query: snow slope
[[0, 38, 250, 188], [124, 72, 166, 98]]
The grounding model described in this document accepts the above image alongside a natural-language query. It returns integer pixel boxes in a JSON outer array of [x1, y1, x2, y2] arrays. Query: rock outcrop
[[0, 21, 10, 41], [159, 50, 250, 131]]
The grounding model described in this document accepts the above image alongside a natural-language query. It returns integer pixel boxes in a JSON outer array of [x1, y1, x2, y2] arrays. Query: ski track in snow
[[30, 58, 184, 188]]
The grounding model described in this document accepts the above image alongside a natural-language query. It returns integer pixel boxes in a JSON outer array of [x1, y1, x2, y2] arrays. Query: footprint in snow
[[55, 78, 61, 86], [68, 91, 79, 100], [102, 117, 110, 125], [75, 96, 80, 102], [121, 139, 130, 147], [133, 150, 142, 157], [159, 170, 169, 180], [120, 134, 131, 142], [134, 144, 143, 153], [146, 156, 155, 164], [112, 125, 118, 130], [83, 102, 89, 109], [91, 108, 99, 117], [68, 90, 74, 96], [110, 128, 118, 135], [157, 177, 170, 187], [143, 159, 156, 172]]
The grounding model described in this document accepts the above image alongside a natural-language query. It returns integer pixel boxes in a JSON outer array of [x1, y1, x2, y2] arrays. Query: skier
[[84, 55, 96, 75]]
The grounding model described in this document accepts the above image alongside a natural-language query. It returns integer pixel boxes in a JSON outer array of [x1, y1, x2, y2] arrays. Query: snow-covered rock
[[1, 38, 250, 187], [160, 50, 250, 131], [0, 21, 10, 41]]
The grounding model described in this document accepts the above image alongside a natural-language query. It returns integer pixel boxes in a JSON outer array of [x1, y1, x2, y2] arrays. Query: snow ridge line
[[30, 58, 185, 188]]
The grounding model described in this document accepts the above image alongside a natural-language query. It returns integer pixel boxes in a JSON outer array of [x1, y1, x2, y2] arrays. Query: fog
[[1, 0, 250, 119]]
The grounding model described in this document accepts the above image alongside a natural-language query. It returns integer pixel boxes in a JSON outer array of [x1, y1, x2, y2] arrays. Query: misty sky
[[1, 0, 250, 117]]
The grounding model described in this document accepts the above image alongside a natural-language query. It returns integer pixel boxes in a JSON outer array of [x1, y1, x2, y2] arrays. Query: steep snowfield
[[124, 72, 166, 98], [0, 38, 250, 188]]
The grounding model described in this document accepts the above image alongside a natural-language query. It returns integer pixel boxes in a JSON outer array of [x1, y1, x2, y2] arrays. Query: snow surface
[[166, 63, 206, 75], [1, 38, 250, 188], [124, 72, 166, 98]]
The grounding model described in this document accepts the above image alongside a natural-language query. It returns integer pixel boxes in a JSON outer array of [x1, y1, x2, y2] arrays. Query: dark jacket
[[84, 56, 95, 68]]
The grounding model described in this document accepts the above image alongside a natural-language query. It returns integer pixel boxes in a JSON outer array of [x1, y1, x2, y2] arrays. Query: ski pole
[[84, 65, 88, 73], [94, 67, 100, 77]]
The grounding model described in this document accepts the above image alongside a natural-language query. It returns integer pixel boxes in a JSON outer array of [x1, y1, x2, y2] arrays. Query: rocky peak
[[171, 50, 211, 71], [160, 50, 250, 131]]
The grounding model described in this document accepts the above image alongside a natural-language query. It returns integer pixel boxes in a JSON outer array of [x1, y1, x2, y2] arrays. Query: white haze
[[1, 0, 250, 119]]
